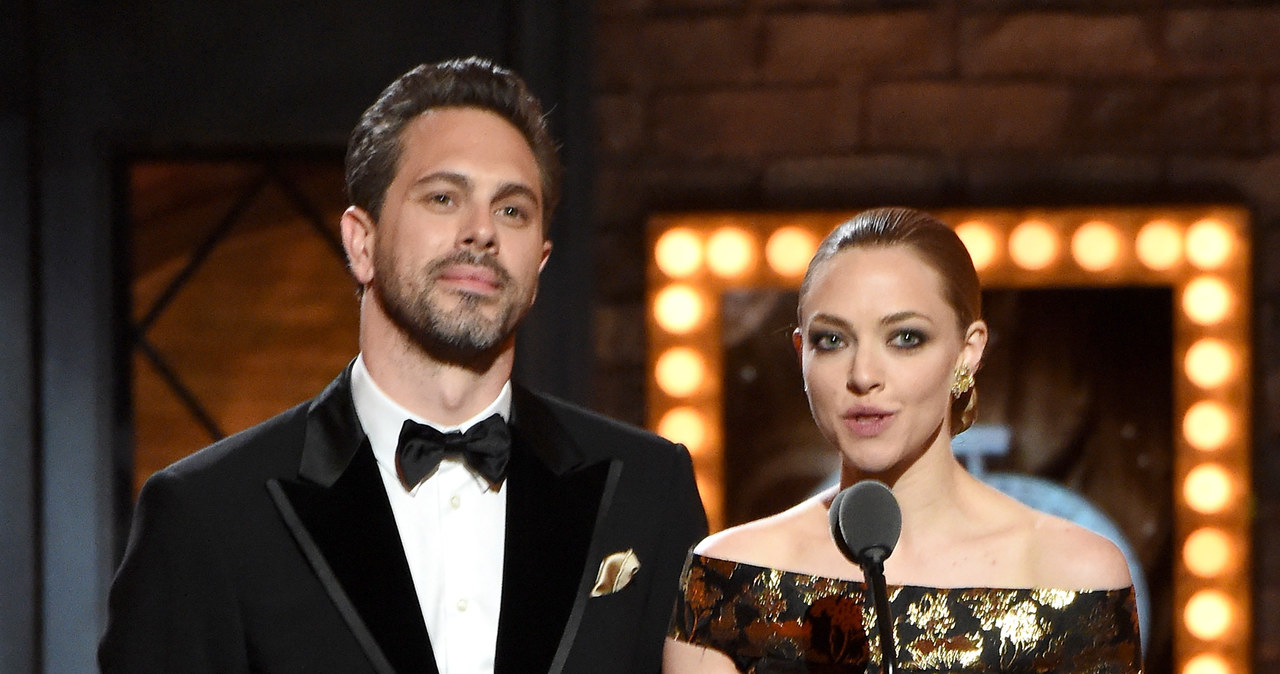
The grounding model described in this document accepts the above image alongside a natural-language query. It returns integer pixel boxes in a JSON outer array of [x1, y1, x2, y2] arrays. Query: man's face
[[368, 107, 551, 360]]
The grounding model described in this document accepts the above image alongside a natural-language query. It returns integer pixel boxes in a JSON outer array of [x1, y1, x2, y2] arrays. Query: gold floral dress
[[669, 554, 1142, 673]]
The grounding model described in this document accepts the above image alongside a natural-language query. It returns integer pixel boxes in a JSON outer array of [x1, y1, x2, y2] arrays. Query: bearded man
[[100, 57, 707, 674]]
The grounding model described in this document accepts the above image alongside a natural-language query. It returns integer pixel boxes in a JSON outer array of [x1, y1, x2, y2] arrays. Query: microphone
[[829, 480, 902, 674]]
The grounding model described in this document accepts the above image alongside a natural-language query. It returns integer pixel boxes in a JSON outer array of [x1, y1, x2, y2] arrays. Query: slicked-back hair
[[344, 56, 562, 230], [799, 207, 983, 434]]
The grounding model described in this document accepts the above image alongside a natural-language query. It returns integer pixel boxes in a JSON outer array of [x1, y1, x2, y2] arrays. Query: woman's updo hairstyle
[[798, 207, 983, 435]]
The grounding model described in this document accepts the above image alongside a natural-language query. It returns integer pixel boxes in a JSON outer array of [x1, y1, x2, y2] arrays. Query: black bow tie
[[395, 414, 512, 488]]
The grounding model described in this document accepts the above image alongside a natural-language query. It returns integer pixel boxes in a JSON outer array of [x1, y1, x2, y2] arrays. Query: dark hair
[[344, 56, 562, 228], [799, 207, 982, 434]]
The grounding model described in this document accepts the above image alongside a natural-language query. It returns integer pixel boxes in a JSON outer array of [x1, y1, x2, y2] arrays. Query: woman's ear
[[792, 328, 804, 360], [961, 320, 989, 373]]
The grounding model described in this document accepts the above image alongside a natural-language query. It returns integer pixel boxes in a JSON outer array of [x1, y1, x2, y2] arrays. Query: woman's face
[[794, 245, 986, 474]]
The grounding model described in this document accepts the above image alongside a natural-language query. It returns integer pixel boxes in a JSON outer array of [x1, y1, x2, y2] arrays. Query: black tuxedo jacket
[[100, 367, 707, 673]]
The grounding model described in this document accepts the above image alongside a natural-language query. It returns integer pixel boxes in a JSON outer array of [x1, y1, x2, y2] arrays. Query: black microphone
[[829, 480, 902, 674]]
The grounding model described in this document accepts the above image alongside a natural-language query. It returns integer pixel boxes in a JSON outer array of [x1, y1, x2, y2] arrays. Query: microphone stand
[[829, 480, 901, 674], [861, 550, 897, 674]]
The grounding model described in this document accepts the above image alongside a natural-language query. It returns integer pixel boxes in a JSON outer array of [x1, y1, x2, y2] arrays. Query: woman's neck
[[839, 437, 971, 557]]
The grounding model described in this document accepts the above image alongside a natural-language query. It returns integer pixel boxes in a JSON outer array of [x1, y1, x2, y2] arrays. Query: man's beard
[[374, 248, 535, 363]]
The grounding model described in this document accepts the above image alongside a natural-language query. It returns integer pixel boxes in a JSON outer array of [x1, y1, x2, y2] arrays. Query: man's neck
[[359, 309, 515, 426]]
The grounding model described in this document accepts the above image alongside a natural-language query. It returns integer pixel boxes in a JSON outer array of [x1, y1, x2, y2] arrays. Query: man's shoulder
[[154, 399, 313, 486], [515, 385, 679, 456]]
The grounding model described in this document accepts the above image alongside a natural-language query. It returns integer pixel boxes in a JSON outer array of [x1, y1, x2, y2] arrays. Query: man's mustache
[[425, 251, 513, 287]]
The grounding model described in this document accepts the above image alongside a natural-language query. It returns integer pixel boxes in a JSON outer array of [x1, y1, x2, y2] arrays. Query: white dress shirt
[[350, 355, 508, 674]]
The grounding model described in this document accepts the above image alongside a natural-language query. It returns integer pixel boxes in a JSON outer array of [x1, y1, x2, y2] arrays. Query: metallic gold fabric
[[669, 553, 1142, 673]]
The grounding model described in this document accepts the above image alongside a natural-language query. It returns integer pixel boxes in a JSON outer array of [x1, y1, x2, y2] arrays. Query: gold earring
[[950, 364, 974, 398]]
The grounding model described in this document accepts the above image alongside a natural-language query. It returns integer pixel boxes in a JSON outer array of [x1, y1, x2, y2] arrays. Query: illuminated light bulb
[[1071, 220, 1122, 271], [653, 284, 705, 334], [1185, 339, 1236, 389], [765, 226, 819, 278], [1183, 653, 1231, 674], [1183, 401, 1232, 452], [1186, 219, 1235, 271], [654, 228, 704, 278], [706, 227, 758, 278], [1184, 527, 1234, 578], [1183, 463, 1233, 514], [655, 347, 707, 397], [657, 406, 708, 454], [1182, 277, 1232, 326], [1136, 219, 1184, 271], [955, 220, 1000, 271], [1008, 220, 1059, 270], [1184, 589, 1234, 640]]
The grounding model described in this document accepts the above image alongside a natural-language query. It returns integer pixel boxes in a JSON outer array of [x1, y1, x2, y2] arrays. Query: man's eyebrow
[[410, 171, 471, 191], [492, 182, 541, 208]]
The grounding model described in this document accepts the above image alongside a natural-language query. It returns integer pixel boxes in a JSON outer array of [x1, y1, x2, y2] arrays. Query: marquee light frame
[[646, 206, 1252, 674]]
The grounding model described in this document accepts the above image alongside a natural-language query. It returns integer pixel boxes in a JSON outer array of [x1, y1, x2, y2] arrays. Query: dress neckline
[[691, 552, 1135, 596]]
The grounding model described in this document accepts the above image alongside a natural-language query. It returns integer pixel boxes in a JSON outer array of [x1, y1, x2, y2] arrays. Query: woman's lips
[[842, 408, 894, 437]]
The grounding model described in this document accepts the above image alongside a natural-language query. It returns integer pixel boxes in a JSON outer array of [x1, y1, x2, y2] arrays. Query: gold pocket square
[[591, 549, 640, 597]]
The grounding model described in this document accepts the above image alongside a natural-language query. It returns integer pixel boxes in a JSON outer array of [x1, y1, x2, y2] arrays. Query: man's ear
[[525, 239, 553, 307], [538, 239, 552, 274], [340, 206, 376, 285]]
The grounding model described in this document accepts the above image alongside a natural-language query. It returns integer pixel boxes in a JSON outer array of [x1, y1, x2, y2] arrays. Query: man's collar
[[298, 363, 600, 488], [350, 354, 511, 458]]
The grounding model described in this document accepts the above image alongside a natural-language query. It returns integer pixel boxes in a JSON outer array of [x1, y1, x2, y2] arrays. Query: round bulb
[[654, 228, 703, 278], [1071, 220, 1122, 271], [1182, 277, 1232, 326], [1136, 219, 1184, 271], [1008, 220, 1060, 270], [1186, 219, 1234, 270], [1183, 401, 1232, 452], [955, 220, 1000, 271], [654, 347, 707, 397], [1183, 527, 1234, 578], [765, 226, 819, 278], [706, 227, 758, 278], [657, 406, 709, 454], [1183, 464, 1233, 514], [1184, 589, 1233, 640], [653, 284, 705, 334], [1183, 653, 1231, 674], [1185, 339, 1235, 389]]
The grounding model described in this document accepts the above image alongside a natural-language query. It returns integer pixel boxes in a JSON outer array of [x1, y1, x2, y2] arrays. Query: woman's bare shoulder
[[694, 497, 829, 569], [1025, 512, 1132, 590]]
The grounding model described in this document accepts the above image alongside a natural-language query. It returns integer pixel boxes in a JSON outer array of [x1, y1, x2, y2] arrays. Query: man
[[100, 57, 707, 674]]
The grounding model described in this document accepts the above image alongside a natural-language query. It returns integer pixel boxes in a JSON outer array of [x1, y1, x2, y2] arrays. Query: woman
[[664, 208, 1142, 673]]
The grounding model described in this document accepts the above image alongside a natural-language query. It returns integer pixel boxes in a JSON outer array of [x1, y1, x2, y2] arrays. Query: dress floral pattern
[[669, 554, 1142, 673]]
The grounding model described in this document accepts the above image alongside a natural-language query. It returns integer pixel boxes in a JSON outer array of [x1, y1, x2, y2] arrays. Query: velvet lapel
[[269, 366, 437, 674], [493, 387, 617, 674]]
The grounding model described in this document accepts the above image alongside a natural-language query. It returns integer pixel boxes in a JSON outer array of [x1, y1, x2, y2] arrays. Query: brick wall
[[592, 2, 1280, 670]]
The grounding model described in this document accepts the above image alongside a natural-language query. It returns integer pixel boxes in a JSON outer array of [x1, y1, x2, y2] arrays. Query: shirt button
[[456, 599, 468, 612], [449, 495, 461, 509]]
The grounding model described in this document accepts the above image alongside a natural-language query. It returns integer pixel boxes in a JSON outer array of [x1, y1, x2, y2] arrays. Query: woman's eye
[[809, 332, 843, 351], [890, 329, 928, 348]]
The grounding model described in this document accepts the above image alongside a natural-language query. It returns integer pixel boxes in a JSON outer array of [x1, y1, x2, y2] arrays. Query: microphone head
[[829, 480, 902, 566]]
